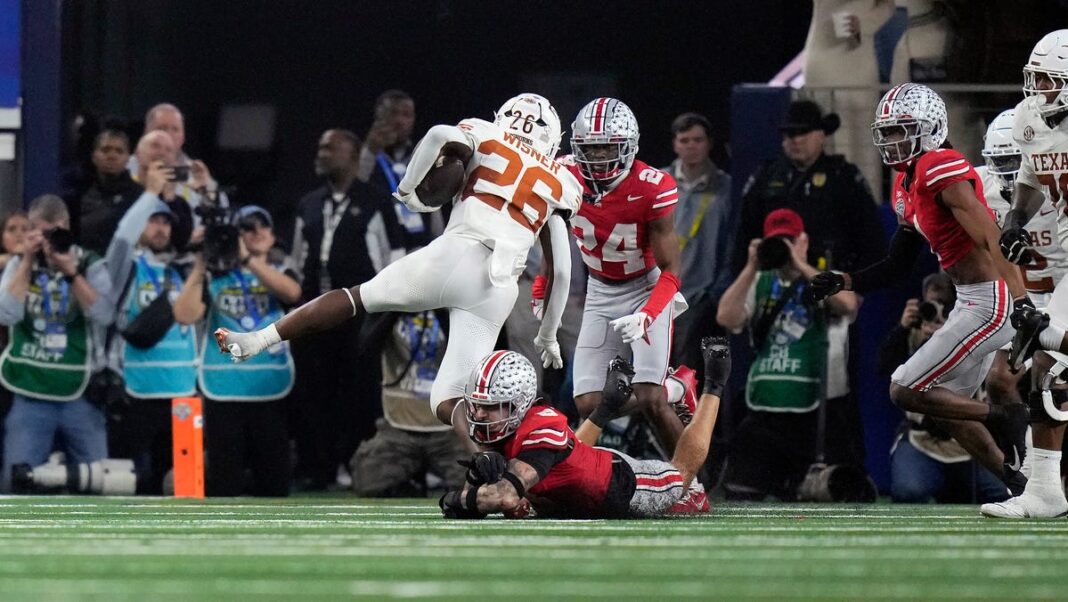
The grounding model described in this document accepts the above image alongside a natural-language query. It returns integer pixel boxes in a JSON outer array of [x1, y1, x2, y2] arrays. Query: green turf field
[[1, 497, 1067, 600]]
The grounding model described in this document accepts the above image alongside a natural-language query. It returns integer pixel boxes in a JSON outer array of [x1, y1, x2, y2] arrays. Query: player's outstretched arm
[[440, 458, 541, 518], [810, 223, 924, 301], [533, 213, 571, 369]]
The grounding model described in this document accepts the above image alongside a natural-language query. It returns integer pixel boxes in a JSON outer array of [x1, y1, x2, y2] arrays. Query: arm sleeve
[[536, 213, 571, 340], [848, 226, 925, 294], [515, 446, 572, 480], [0, 257, 25, 325], [84, 259, 115, 326], [103, 191, 165, 309]]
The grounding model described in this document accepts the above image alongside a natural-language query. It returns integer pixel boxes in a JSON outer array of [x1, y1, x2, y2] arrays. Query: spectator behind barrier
[[0, 168, 167, 492], [716, 209, 862, 500], [877, 272, 1008, 504], [288, 128, 406, 490], [357, 90, 439, 250], [68, 128, 145, 256], [663, 112, 734, 383]]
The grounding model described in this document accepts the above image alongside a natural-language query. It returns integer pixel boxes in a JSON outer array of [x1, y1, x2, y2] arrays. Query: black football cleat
[[1008, 310, 1050, 373]]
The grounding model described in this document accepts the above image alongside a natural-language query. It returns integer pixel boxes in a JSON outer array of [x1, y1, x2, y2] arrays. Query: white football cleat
[[981, 489, 1068, 519]]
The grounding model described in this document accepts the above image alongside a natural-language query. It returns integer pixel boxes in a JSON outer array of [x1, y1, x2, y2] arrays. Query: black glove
[[458, 451, 508, 486], [1000, 227, 1033, 265], [701, 337, 732, 398], [589, 356, 635, 428], [1011, 296, 1038, 330], [438, 489, 485, 519], [807, 271, 846, 303]]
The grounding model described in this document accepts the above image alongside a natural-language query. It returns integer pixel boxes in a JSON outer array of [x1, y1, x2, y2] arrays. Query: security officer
[[733, 100, 885, 275]]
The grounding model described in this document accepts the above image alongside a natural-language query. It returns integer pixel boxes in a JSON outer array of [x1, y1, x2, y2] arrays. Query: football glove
[[701, 336, 732, 398], [1010, 296, 1038, 330], [610, 311, 652, 344], [458, 451, 508, 487], [533, 334, 563, 369], [999, 227, 1033, 265], [807, 271, 845, 303]]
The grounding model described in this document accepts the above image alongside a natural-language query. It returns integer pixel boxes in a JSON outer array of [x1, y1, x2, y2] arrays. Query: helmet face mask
[[463, 351, 538, 444], [571, 98, 640, 194], [981, 109, 1021, 191], [1023, 30, 1068, 118], [871, 83, 948, 168], [493, 94, 563, 158]]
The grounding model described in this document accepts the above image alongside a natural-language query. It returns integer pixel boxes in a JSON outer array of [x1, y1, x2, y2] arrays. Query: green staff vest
[[745, 271, 827, 412], [0, 252, 101, 401]]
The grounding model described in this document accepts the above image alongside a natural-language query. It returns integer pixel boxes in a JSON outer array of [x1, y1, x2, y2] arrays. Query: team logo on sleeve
[[1023, 125, 1035, 142]]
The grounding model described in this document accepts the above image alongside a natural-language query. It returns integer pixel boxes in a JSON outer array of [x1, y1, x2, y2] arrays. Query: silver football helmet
[[464, 351, 538, 444], [571, 97, 640, 193], [981, 109, 1021, 192], [1023, 30, 1068, 118], [493, 93, 563, 158], [871, 83, 948, 167]]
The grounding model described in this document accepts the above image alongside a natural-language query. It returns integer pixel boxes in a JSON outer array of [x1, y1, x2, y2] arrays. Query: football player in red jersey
[[809, 83, 1032, 494], [438, 338, 730, 520], [558, 97, 694, 453]]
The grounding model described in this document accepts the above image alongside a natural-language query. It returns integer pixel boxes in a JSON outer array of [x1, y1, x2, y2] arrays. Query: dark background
[[61, 0, 813, 216]]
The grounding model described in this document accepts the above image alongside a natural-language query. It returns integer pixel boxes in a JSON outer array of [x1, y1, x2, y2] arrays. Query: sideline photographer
[[0, 167, 167, 492], [877, 273, 1009, 504], [716, 209, 862, 500], [174, 205, 301, 496]]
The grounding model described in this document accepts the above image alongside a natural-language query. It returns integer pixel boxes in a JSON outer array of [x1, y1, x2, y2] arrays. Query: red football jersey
[[892, 149, 991, 269], [500, 405, 615, 517], [566, 159, 679, 280]]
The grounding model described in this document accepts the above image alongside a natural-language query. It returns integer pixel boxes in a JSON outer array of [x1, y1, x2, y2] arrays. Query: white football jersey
[[447, 118, 583, 285], [1011, 97, 1068, 294], [980, 164, 1067, 295]]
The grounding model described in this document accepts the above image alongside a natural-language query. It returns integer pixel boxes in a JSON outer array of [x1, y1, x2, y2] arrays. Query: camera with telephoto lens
[[910, 300, 947, 328], [194, 202, 240, 274], [756, 236, 791, 271], [11, 455, 137, 495]]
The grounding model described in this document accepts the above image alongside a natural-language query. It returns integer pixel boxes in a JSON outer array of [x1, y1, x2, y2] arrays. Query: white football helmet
[[464, 350, 538, 444], [494, 93, 563, 158], [871, 83, 948, 167], [981, 109, 1021, 192], [571, 97, 640, 193], [1023, 30, 1068, 118]]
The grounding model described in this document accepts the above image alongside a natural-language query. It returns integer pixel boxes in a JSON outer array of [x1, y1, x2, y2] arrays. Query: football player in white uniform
[[983, 109, 1068, 410], [988, 31, 1068, 518], [215, 94, 583, 434]]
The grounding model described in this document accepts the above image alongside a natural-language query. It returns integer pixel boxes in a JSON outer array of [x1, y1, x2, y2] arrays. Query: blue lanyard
[[376, 152, 400, 192], [36, 272, 70, 322], [231, 269, 263, 328], [411, 313, 440, 363], [137, 255, 181, 295]]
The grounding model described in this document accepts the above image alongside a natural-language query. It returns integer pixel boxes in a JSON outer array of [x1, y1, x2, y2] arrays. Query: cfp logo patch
[[1024, 125, 1035, 142], [894, 191, 906, 218], [173, 402, 192, 421]]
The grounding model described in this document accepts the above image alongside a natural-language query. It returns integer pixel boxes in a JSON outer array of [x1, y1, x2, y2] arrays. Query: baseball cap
[[232, 205, 273, 229], [149, 200, 177, 223], [763, 208, 804, 239]]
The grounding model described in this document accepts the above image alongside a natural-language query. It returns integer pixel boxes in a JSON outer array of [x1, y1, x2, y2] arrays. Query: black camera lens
[[756, 237, 791, 271], [918, 301, 944, 322], [45, 228, 74, 254]]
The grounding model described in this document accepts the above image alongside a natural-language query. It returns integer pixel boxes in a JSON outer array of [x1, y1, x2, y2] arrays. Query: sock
[[1021, 427, 1034, 479], [1028, 448, 1062, 492], [1040, 323, 1067, 351], [664, 378, 685, 404]]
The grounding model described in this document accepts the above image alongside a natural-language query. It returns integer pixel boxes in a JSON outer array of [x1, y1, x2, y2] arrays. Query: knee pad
[[1027, 388, 1068, 424]]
